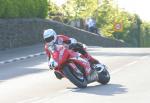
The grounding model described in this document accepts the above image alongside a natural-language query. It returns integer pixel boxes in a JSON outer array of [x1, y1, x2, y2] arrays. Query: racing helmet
[[43, 29, 57, 45]]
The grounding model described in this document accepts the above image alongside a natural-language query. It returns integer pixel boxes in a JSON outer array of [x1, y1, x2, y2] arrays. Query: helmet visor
[[44, 36, 54, 43]]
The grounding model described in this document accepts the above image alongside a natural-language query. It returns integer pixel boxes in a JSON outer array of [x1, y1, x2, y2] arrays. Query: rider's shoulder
[[57, 34, 70, 39], [58, 34, 69, 37]]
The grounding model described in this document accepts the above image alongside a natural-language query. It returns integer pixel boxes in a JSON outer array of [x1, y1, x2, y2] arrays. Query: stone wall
[[0, 19, 128, 50]]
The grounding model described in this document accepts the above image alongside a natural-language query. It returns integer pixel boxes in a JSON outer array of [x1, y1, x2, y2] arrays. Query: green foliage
[[113, 13, 142, 46], [0, 0, 19, 18], [0, 0, 48, 18], [47, 0, 150, 47], [140, 22, 150, 47], [94, 0, 144, 46], [96, 0, 116, 37], [61, 0, 98, 20], [48, 1, 62, 20], [48, 1, 59, 15]]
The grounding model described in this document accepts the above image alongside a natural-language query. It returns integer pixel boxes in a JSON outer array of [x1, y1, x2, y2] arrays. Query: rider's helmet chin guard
[[43, 29, 57, 46]]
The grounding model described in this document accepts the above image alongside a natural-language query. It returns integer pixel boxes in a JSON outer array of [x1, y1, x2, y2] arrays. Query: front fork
[[86, 69, 99, 83]]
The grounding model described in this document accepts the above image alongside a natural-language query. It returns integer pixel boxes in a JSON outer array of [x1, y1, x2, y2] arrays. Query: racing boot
[[83, 53, 104, 73]]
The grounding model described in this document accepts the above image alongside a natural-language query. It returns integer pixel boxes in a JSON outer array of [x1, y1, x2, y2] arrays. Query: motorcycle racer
[[43, 29, 104, 79]]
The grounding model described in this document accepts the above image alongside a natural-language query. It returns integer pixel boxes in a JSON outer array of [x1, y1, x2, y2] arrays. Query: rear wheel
[[97, 66, 110, 85], [63, 65, 87, 88]]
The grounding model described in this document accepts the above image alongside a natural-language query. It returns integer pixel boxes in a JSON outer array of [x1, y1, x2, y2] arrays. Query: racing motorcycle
[[48, 44, 110, 88]]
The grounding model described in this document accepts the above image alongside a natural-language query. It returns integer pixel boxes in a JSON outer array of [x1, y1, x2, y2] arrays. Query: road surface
[[0, 44, 150, 103]]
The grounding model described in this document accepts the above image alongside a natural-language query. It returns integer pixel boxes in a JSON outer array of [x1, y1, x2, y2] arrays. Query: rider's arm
[[69, 38, 77, 44], [44, 44, 51, 60], [58, 35, 77, 45]]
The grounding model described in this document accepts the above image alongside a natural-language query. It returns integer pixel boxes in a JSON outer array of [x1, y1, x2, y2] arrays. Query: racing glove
[[48, 58, 58, 70]]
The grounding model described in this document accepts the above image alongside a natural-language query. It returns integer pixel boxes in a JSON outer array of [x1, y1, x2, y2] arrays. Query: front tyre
[[63, 65, 87, 88], [97, 66, 110, 85]]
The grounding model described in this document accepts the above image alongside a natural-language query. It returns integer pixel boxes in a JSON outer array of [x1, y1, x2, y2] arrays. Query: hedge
[[0, 0, 48, 18]]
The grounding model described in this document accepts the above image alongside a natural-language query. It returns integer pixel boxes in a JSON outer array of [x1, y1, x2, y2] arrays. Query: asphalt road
[[0, 44, 150, 103]]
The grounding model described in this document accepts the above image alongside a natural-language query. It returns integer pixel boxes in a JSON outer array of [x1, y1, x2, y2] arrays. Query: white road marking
[[140, 55, 150, 60], [0, 46, 99, 65], [0, 52, 45, 65], [110, 55, 150, 74], [111, 61, 138, 74]]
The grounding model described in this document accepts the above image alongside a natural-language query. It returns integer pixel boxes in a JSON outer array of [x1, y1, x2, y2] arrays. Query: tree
[[49, 0, 149, 47], [0, 0, 48, 18], [140, 22, 150, 47], [61, 0, 98, 20], [96, 0, 118, 37]]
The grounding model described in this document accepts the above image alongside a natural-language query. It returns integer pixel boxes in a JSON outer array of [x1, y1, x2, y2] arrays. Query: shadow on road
[[68, 83, 128, 96], [0, 56, 48, 82]]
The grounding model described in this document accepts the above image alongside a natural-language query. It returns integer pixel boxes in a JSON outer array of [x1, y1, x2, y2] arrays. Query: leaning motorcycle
[[48, 44, 110, 88]]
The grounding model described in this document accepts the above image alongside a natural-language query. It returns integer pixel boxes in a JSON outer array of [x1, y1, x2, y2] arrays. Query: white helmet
[[43, 29, 57, 45]]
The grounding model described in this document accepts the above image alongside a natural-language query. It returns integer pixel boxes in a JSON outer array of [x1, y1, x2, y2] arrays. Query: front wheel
[[97, 65, 110, 85], [63, 65, 87, 88]]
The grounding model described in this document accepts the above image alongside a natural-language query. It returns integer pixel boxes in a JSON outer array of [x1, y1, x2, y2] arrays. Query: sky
[[52, 0, 67, 6], [117, 0, 150, 21], [53, 0, 150, 21]]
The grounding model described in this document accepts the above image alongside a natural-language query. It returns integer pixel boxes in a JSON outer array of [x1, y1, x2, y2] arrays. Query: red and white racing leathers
[[44, 35, 99, 64]]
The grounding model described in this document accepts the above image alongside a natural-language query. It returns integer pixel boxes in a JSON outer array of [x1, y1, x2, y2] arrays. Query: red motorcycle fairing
[[51, 44, 92, 76], [49, 44, 110, 87], [67, 62, 83, 75], [51, 45, 69, 65], [68, 56, 91, 76]]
